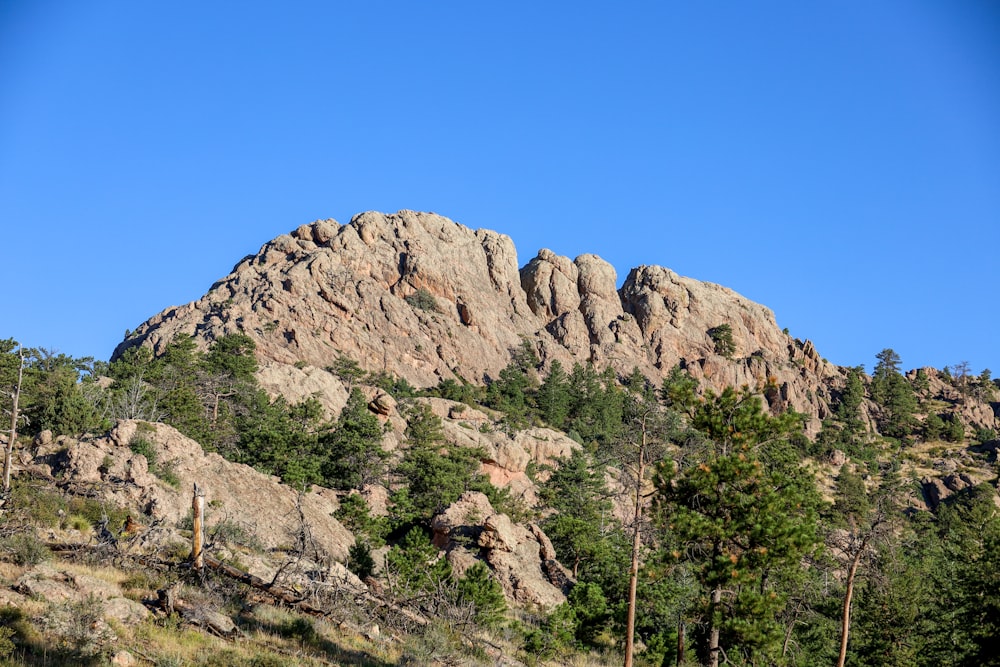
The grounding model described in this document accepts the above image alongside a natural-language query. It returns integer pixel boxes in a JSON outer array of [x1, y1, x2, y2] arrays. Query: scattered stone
[[110, 650, 138, 667], [103, 597, 150, 626]]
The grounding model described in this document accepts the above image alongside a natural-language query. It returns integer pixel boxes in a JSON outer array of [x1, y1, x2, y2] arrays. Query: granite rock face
[[115, 210, 848, 432]]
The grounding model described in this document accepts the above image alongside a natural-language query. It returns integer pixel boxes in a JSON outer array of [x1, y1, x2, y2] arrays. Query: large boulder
[[431, 492, 571, 609]]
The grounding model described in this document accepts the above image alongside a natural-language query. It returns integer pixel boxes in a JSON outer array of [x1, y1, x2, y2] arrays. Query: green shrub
[[67, 514, 91, 532], [0, 626, 13, 660], [157, 458, 181, 488], [131, 434, 182, 486], [130, 436, 158, 466], [456, 562, 506, 627], [10, 482, 66, 527], [210, 520, 264, 552], [347, 542, 375, 581], [66, 496, 128, 531], [708, 323, 736, 358], [0, 532, 50, 565], [405, 287, 439, 312]]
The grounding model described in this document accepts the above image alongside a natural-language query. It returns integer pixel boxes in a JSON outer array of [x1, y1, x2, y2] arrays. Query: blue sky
[[1, 1, 998, 375]]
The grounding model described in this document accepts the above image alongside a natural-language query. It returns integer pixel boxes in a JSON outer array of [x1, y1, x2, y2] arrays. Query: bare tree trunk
[[837, 546, 865, 667], [677, 615, 685, 666], [191, 482, 205, 570], [3, 346, 25, 495], [708, 585, 722, 667], [624, 425, 647, 667]]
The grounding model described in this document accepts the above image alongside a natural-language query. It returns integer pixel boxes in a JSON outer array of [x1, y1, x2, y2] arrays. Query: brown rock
[[368, 391, 396, 416], [16, 565, 77, 603], [110, 650, 138, 667], [921, 476, 950, 509], [479, 514, 519, 553]]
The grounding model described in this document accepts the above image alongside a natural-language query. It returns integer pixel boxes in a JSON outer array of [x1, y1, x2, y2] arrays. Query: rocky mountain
[[114, 210, 842, 433], [5, 210, 998, 665]]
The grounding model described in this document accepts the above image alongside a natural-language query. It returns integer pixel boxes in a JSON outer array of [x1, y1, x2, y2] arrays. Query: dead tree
[[3, 344, 26, 497], [192, 482, 206, 571]]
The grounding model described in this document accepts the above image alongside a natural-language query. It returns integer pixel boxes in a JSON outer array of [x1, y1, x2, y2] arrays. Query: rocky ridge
[[115, 210, 842, 433]]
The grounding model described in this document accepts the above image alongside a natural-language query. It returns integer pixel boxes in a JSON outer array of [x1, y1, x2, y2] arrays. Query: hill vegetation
[[1, 332, 998, 666]]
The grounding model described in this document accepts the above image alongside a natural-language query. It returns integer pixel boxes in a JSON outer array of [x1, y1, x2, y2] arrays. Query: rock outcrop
[[34, 420, 355, 562], [417, 397, 580, 505], [113, 210, 848, 433], [431, 492, 571, 608]]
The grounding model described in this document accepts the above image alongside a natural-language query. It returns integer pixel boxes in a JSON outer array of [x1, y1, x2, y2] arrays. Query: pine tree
[[656, 386, 820, 667], [537, 360, 572, 429], [320, 388, 386, 489]]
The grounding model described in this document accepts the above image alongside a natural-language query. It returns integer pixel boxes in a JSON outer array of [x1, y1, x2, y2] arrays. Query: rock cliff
[[114, 210, 844, 432]]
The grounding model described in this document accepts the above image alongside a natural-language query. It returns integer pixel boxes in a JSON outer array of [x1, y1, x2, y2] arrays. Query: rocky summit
[[115, 210, 841, 432]]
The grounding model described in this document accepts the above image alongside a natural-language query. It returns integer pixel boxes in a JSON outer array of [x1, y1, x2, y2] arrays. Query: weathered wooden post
[[192, 482, 205, 570], [3, 345, 25, 497]]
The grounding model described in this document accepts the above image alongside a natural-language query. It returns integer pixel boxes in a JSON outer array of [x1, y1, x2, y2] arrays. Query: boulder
[[431, 492, 570, 609]]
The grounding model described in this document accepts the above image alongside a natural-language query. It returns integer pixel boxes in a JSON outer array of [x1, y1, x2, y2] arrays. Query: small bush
[[347, 542, 375, 581], [157, 458, 181, 488], [130, 436, 158, 466], [405, 287, 439, 312], [10, 482, 66, 527], [210, 520, 264, 552], [45, 594, 111, 657], [131, 434, 183, 486], [0, 606, 27, 657], [401, 620, 466, 665], [274, 616, 318, 645], [67, 514, 91, 532], [120, 569, 167, 595], [708, 324, 736, 358], [0, 533, 50, 565], [66, 496, 128, 531], [0, 626, 14, 660]]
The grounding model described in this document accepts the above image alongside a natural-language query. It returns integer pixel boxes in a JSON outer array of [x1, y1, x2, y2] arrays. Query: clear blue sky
[[2, 1, 998, 375]]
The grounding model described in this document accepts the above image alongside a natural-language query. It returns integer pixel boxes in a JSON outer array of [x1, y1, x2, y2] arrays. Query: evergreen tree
[[319, 388, 386, 489], [539, 448, 614, 578], [656, 386, 821, 667], [455, 562, 507, 628], [537, 360, 572, 429], [391, 403, 488, 525], [661, 363, 699, 413], [566, 363, 623, 446], [870, 349, 917, 439], [22, 349, 101, 436], [236, 392, 325, 490]]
